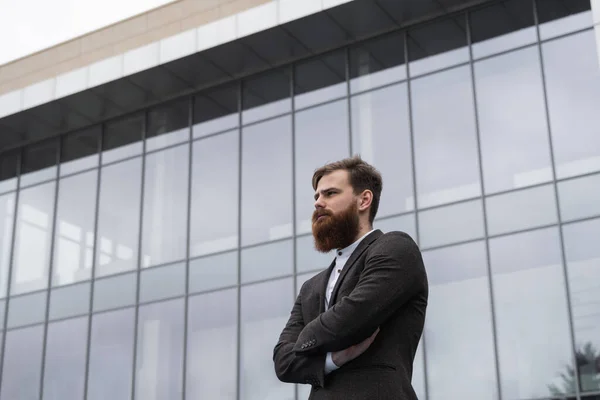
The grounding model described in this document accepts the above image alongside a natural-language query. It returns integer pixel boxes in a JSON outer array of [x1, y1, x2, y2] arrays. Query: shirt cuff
[[324, 352, 339, 375]]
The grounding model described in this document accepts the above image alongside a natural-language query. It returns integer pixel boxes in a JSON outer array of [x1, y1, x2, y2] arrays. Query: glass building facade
[[0, 1, 599, 399]]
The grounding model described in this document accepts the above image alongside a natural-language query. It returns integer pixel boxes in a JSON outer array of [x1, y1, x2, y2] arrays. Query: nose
[[314, 195, 325, 210]]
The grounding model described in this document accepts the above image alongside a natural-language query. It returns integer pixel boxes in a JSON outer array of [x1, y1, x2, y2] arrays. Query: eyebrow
[[314, 187, 339, 200]]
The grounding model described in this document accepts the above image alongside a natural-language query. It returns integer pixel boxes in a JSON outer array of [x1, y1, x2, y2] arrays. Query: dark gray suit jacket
[[273, 230, 428, 400]]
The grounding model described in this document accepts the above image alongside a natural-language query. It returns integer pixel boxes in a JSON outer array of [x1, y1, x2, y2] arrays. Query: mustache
[[312, 209, 332, 222]]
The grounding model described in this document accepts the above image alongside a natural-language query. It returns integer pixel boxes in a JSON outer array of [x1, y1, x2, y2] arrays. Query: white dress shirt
[[323, 230, 375, 374]]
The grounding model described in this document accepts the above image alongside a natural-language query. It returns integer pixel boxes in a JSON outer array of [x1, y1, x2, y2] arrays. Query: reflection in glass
[[11, 181, 55, 294], [0, 192, 15, 298], [0, 325, 44, 400], [558, 174, 600, 222], [0, 150, 18, 193], [537, 0, 594, 40], [139, 262, 185, 303], [60, 126, 100, 176], [93, 272, 137, 312], [52, 170, 97, 286], [190, 131, 238, 257], [187, 289, 237, 400], [135, 299, 184, 400], [374, 214, 417, 243], [20, 138, 58, 187], [407, 15, 468, 77], [475, 47, 552, 194], [349, 31, 406, 93], [490, 227, 573, 399], [295, 101, 349, 234], [141, 144, 189, 267], [42, 317, 88, 400], [193, 83, 239, 138], [189, 251, 237, 293], [241, 278, 294, 400], [563, 218, 600, 394], [241, 116, 292, 246], [87, 308, 135, 400], [542, 30, 600, 179], [419, 200, 484, 248], [95, 158, 141, 277], [242, 68, 291, 124], [470, 0, 536, 59], [7, 290, 46, 328], [242, 239, 293, 283], [412, 66, 481, 208], [296, 235, 333, 274], [102, 113, 144, 164], [49, 282, 90, 320], [351, 83, 414, 216], [423, 242, 497, 399], [146, 99, 189, 152], [294, 50, 346, 109]]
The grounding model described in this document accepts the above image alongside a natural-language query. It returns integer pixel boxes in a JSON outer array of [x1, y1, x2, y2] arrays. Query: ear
[[358, 190, 373, 212]]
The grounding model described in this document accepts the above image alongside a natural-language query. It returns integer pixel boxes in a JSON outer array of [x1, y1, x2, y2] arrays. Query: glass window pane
[[52, 170, 97, 286], [558, 174, 600, 222], [42, 316, 88, 400], [295, 100, 349, 234], [538, 0, 594, 40], [49, 282, 90, 320], [563, 218, 600, 394], [412, 66, 481, 208], [93, 272, 137, 312], [7, 290, 46, 328], [349, 31, 406, 93], [486, 185, 558, 236], [146, 99, 190, 152], [296, 235, 333, 274], [242, 239, 293, 284], [60, 125, 100, 176], [0, 192, 15, 298], [139, 262, 185, 303], [141, 144, 189, 268], [187, 289, 237, 400], [193, 83, 239, 138], [87, 308, 135, 400], [12, 181, 55, 294], [135, 299, 184, 400], [475, 47, 553, 194], [408, 15, 468, 77], [0, 325, 44, 400], [374, 214, 417, 243], [490, 227, 573, 399], [470, 0, 536, 59], [419, 200, 484, 248], [542, 30, 600, 179], [242, 68, 291, 124], [189, 251, 237, 293], [0, 150, 18, 193], [190, 131, 239, 257], [351, 83, 414, 216], [96, 158, 141, 277], [102, 113, 144, 164], [423, 242, 497, 399], [242, 116, 292, 246], [294, 50, 346, 109], [241, 278, 294, 400], [0, 299, 4, 328], [21, 138, 58, 187]]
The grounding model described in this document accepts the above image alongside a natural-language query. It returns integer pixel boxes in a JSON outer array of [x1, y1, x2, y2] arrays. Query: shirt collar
[[336, 229, 375, 258]]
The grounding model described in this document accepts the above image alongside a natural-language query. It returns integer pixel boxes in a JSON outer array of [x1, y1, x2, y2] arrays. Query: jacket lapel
[[329, 230, 382, 307], [317, 257, 337, 313]]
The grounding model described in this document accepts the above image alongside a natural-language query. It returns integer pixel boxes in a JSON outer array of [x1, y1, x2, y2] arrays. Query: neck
[[354, 222, 372, 243]]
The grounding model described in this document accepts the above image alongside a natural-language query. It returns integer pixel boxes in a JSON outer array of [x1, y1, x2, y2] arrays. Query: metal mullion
[[0, 150, 22, 390], [532, 1, 581, 398], [345, 47, 353, 157], [404, 31, 429, 400], [37, 137, 62, 400], [466, 10, 503, 400], [236, 80, 243, 400], [130, 110, 148, 400], [182, 95, 194, 400]]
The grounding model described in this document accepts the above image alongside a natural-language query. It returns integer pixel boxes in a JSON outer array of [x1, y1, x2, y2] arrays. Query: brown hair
[[312, 155, 383, 224]]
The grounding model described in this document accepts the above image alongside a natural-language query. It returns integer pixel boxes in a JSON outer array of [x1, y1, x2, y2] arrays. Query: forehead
[[316, 170, 350, 190]]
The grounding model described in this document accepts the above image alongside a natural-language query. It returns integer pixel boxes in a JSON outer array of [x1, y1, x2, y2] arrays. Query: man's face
[[311, 170, 360, 253]]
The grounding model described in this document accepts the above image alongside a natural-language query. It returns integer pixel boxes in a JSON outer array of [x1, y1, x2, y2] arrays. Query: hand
[[331, 327, 380, 368]]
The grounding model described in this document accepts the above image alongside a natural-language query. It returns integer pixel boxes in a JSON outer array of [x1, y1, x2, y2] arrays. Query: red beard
[[312, 202, 360, 253]]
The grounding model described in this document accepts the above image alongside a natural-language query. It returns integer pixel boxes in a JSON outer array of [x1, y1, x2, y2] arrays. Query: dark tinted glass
[[146, 99, 189, 151], [242, 68, 291, 124], [103, 113, 144, 163], [193, 83, 239, 137], [21, 138, 58, 186], [60, 125, 100, 175], [537, 0, 593, 39], [294, 50, 346, 108], [0, 150, 18, 192]]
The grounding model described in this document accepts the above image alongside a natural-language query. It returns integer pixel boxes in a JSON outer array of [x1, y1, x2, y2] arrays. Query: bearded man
[[273, 156, 428, 400]]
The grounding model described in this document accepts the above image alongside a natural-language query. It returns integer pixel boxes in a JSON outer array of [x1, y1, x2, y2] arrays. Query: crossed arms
[[272, 232, 426, 387]]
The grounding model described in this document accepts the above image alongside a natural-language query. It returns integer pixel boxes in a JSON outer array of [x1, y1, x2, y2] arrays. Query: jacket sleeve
[[292, 232, 427, 355], [273, 283, 327, 388]]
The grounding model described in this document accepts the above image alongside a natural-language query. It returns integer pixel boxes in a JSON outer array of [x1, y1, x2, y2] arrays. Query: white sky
[[0, 0, 176, 66]]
